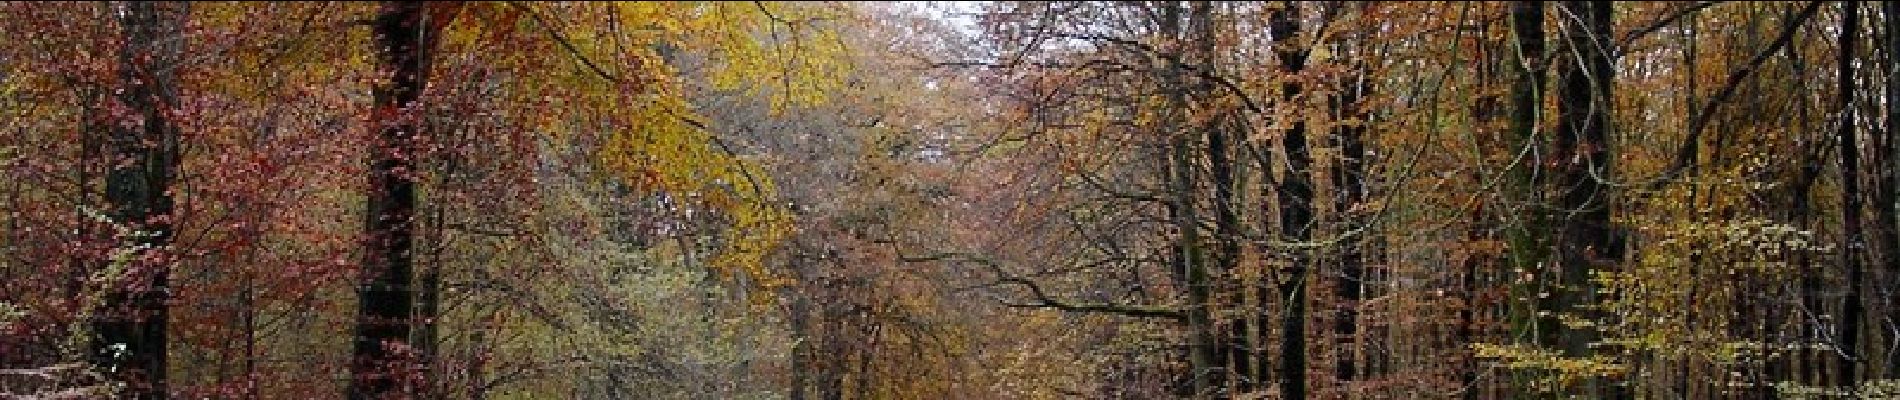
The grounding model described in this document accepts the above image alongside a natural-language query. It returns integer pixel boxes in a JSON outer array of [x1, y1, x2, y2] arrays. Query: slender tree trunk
[[1775, 6, 1828, 385], [1460, 12, 1507, 399], [93, 2, 187, 398], [1183, 1, 1251, 393], [788, 291, 813, 400], [1881, 0, 1900, 378], [1151, 2, 1222, 396], [1172, 79, 1219, 399], [1332, 56, 1369, 389], [1837, 0, 1867, 388], [415, 262, 441, 396], [1267, 2, 1313, 398], [818, 292, 846, 400], [1207, 86, 1248, 394], [351, 2, 429, 398], [1318, 3, 1370, 390], [787, 251, 823, 400]]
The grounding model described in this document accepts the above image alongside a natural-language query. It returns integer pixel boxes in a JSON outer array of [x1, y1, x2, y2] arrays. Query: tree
[[1266, 2, 1315, 397], [1834, 0, 1865, 387], [349, 2, 432, 398], [91, 2, 188, 398]]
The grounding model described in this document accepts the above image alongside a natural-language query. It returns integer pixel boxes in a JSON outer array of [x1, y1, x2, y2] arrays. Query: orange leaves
[[423, 2, 466, 36]]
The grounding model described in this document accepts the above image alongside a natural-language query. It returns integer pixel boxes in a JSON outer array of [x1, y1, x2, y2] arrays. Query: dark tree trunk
[[92, 2, 187, 398], [1837, 0, 1867, 387], [1881, 0, 1900, 378], [1332, 53, 1370, 389], [351, 2, 429, 398], [1267, 2, 1313, 398], [1151, 1, 1222, 396], [1504, 3, 1548, 395], [1318, 2, 1371, 390], [1207, 84, 1248, 394], [786, 250, 824, 400], [1184, 0, 1252, 392], [415, 262, 441, 397], [1776, 5, 1828, 384], [1551, 0, 1619, 395], [1551, 0, 1614, 353]]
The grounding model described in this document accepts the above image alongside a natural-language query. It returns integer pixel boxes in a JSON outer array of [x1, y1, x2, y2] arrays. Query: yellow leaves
[[592, 94, 792, 287], [1474, 343, 1627, 392], [501, 2, 853, 113], [431, 2, 856, 290], [691, 2, 853, 113]]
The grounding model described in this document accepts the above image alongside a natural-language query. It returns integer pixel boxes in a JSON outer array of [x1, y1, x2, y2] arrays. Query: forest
[[3, 1, 1900, 399]]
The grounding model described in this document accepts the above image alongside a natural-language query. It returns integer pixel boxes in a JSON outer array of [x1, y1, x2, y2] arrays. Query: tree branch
[[1615, 1, 1727, 57], [506, 1, 626, 84], [893, 250, 1186, 321], [1650, 1, 1823, 190]]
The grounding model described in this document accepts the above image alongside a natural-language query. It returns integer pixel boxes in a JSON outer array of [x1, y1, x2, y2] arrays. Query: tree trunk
[[1150, 1, 1222, 396], [1268, 2, 1313, 398], [1318, 2, 1371, 390], [1206, 75, 1249, 395], [1332, 52, 1369, 390], [1459, 7, 1514, 397], [92, 2, 187, 398], [1776, 5, 1827, 384], [1881, 0, 1900, 378], [1504, 3, 1549, 394], [351, 2, 429, 398], [1184, 0, 1252, 393], [1837, 0, 1866, 388], [1551, 0, 1618, 395], [788, 291, 814, 400]]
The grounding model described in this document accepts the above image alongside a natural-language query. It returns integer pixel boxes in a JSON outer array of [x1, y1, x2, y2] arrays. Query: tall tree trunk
[[1185, 0, 1252, 393], [1152, 1, 1222, 396], [786, 249, 825, 400], [92, 2, 187, 398], [1881, 0, 1900, 378], [1320, 2, 1370, 390], [1459, 9, 1510, 398], [1267, 2, 1313, 398], [414, 261, 441, 397], [1206, 76, 1248, 395], [1837, 0, 1867, 388], [1777, 5, 1828, 384], [351, 2, 429, 398], [1172, 68, 1220, 400], [1332, 52, 1369, 389], [1551, 0, 1618, 395], [1504, 3, 1549, 395]]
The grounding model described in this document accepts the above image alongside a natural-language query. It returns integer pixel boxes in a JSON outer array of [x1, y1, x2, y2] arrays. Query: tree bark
[[1332, 47, 1369, 390], [351, 2, 429, 398], [1150, 2, 1222, 396], [1881, 0, 1900, 378], [1267, 2, 1313, 398], [1184, 0, 1253, 393], [1836, 0, 1866, 387], [1205, 67, 1250, 396], [92, 2, 187, 398], [1504, 3, 1549, 395], [1551, 0, 1619, 395]]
